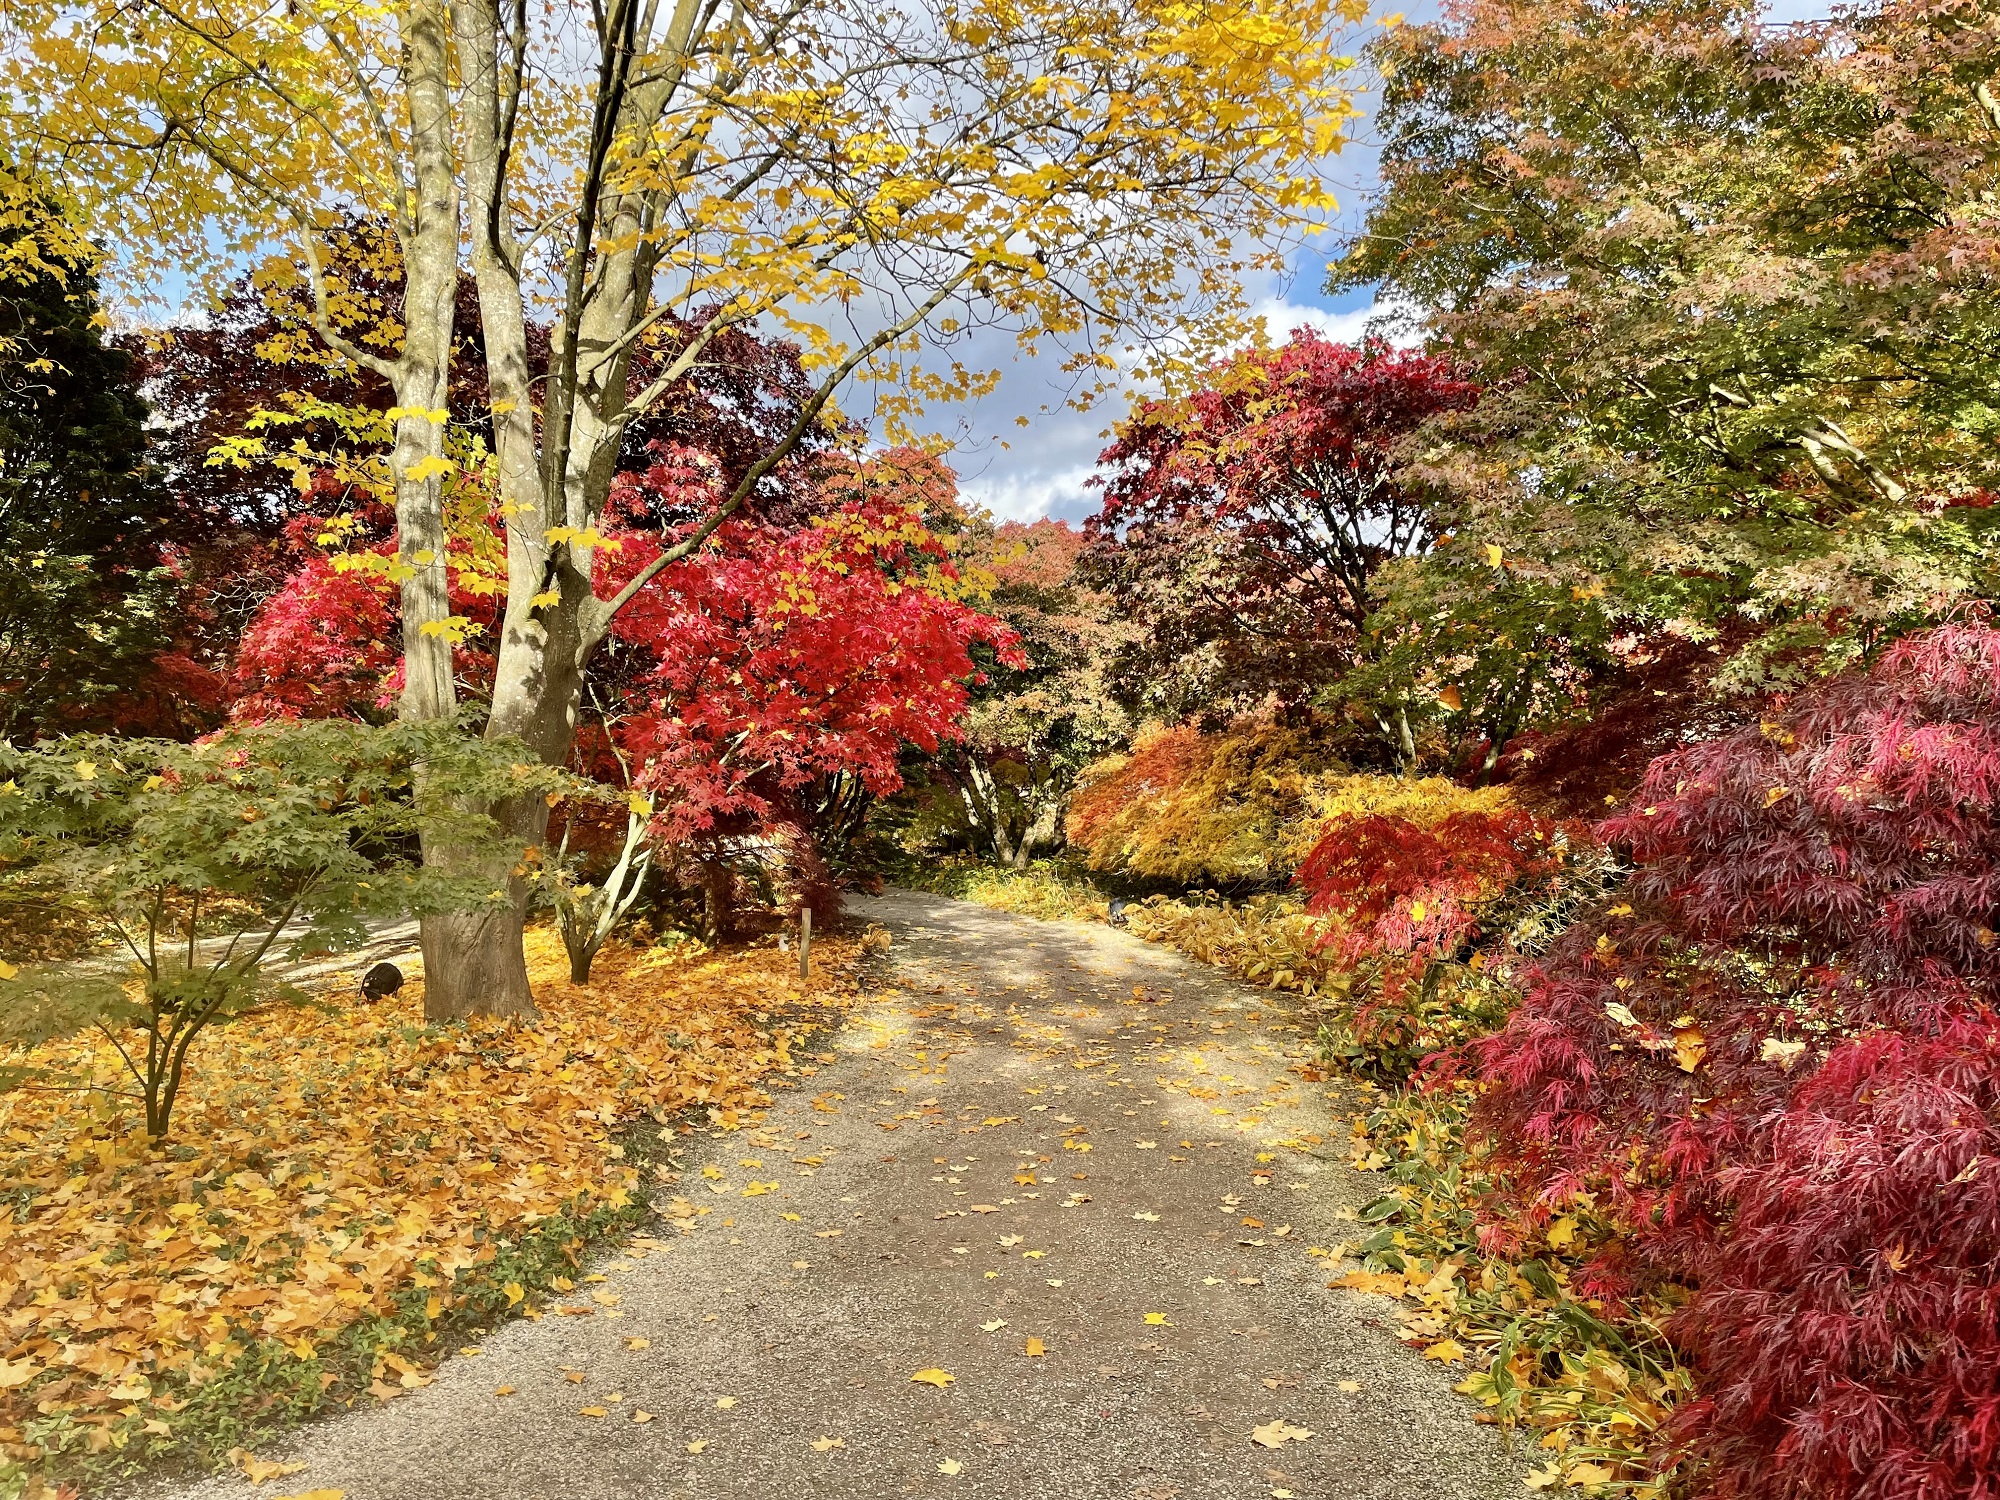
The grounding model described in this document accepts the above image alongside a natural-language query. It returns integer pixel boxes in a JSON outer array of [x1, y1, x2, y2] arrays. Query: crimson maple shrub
[[1296, 801, 1597, 1077], [1475, 620, 2000, 1498]]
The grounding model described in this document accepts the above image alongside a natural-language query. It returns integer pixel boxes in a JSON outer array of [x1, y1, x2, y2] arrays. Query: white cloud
[[957, 461, 1101, 524], [1247, 293, 1423, 349]]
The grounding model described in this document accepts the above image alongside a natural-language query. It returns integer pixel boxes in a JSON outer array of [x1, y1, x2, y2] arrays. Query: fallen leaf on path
[[631, 1410, 654, 1424], [1423, 1340, 1467, 1363], [687, 1439, 709, 1454], [910, 1368, 956, 1387], [981, 1319, 1007, 1332], [938, 1458, 963, 1475], [1024, 1338, 1046, 1357], [999, 1234, 1023, 1247], [1337, 1381, 1362, 1393], [493, 1385, 516, 1397], [1250, 1420, 1314, 1448], [229, 1449, 306, 1483], [578, 1407, 608, 1418], [1144, 1312, 1170, 1326], [564, 1370, 586, 1384], [970, 1204, 1000, 1213], [716, 1396, 738, 1408], [625, 1337, 650, 1350], [812, 1436, 845, 1451], [1133, 1211, 1160, 1222]]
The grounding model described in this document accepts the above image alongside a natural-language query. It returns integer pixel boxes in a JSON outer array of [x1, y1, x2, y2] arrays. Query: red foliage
[[229, 549, 400, 721], [607, 483, 1021, 858], [1084, 332, 1478, 714], [1474, 620, 2000, 1498], [1297, 808, 1558, 965]]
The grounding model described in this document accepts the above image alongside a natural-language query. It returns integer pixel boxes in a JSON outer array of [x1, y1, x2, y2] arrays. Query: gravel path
[[141, 889, 1522, 1500]]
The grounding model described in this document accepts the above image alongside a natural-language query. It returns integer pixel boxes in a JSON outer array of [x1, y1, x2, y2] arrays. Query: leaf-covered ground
[[0, 928, 855, 1488], [126, 890, 1520, 1500]]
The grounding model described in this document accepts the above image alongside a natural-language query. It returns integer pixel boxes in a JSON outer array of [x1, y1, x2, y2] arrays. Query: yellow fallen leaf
[[716, 1396, 738, 1408], [1024, 1337, 1046, 1357], [1569, 1462, 1617, 1485], [494, 1385, 516, 1396], [812, 1436, 845, 1451], [0, 1359, 39, 1389], [579, 1406, 608, 1418], [625, 1337, 650, 1350], [938, 1458, 963, 1475], [0, 960, 16, 981], [1337, 1381, 1362, 1393], [631, 1410, 654, 1424], [981, 1319, 1007, 1332], [910, 1368, 955, 1387], [1144, 1312, 1169, 1326], [1250, 1420, 1314, 1448], [503, 1281, 525, 1306], [229, 1449, 308, 1484], [1423, 1340, 1468, 1363], [687, 1439, 709, 1454]]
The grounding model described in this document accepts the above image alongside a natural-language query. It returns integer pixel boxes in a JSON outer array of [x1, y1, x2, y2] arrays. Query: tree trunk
[[422, 903, 536, 1020], [1012, 797, 1060, 870], [421, 789, 548, 1020]]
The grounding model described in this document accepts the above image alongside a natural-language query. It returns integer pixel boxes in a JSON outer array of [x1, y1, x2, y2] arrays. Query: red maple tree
[[1084, 331, 1478, 716], [1474, 618, 2000, 1497]]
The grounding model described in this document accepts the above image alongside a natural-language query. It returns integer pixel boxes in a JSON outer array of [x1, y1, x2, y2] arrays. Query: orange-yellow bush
[[1066, 716, 1516, 885], [1065, 717, 1339, 883], [0, 928, 850, 1473]]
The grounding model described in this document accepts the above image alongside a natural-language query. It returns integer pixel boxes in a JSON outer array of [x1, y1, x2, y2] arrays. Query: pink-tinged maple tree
[[1084, 331, 1478, 718], [1474, 619, 2000, 1497]]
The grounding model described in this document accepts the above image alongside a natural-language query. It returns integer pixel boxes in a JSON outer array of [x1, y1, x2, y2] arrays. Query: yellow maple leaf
[[1423, 1340, 1467, 1363], [1024, 1337, 1046, 1357], [1250, 1419, 1314, 1448], [910, 1367, 955, 1387]]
